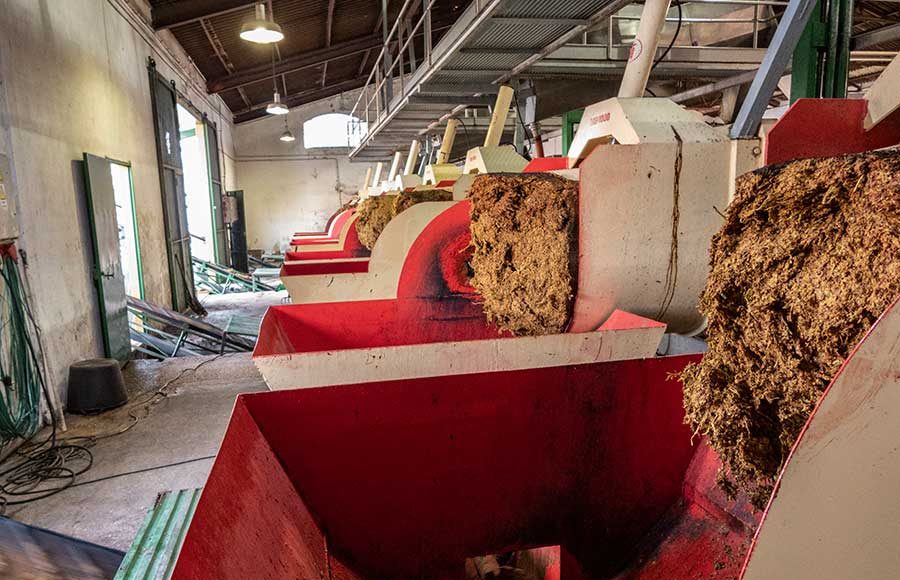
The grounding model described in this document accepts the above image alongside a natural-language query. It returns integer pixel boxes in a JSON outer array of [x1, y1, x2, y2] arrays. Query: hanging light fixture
[[240, 3, 284, 44], [279, 118, 295, 142], [266, 46, 289, 115], [266, 91, 289, 115]]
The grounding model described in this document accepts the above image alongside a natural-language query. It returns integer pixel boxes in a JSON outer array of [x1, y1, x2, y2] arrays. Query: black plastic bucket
[[66, 359, 128, 414]]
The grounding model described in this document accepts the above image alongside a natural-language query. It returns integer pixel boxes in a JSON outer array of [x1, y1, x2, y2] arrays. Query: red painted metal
[[258, 202, 495, 364], [286, 218, 369, 260], [280, 213, 370, 278], [438, 230, 476, 295], [523, 157, 569, 173], [254, 298, 498, 357], [599, 309, 666, 331], [168, 400, 353, 580], [280, 259, 369, 276], [765, 99, 900, 165], [276, 202, 477, 295], [614, 443, 758, 579], [293, 208, 345, 238], [397, 201, 472, 298], [291, 211, 353, 246], [175, 353, 724, 579]]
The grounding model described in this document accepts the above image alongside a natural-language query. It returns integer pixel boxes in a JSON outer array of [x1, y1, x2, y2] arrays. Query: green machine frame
[[792, 0, 855, 101]]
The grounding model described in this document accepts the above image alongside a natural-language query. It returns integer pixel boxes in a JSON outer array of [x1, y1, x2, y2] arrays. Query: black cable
[[68, 455, 216, 489], [59, 354, 227, 446], [450, 116, 471, 151], [0, 253, 93, 512], [650, 0, 683, 74], [512, 90, 533, 160]]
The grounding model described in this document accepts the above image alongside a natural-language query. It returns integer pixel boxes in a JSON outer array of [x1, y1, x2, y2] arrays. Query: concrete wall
[[233, 93, 374, 252], [0, 0, 235, 406]]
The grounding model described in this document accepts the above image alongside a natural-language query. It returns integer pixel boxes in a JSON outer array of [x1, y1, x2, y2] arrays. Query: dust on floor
[[8, 354, 267, 551]]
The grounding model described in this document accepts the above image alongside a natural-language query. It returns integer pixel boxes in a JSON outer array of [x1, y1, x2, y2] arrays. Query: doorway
[[83, 154, 139, 361], [110, 161, 143, 299], [177, 104, 215, 263]]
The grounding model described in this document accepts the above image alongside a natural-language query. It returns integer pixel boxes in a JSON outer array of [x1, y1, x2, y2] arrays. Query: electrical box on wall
[[222, 195, 238, 224], [0, 154, 19, 242]]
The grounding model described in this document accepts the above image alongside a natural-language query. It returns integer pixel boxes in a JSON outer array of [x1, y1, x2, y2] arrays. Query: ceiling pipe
[[360, 166, 373, 196], [483, 85, 515, 147], [436, 119, 459, 164], [371, 162, 384, 188], [387, 151, 403, 181], [403, 140, 421, 176]]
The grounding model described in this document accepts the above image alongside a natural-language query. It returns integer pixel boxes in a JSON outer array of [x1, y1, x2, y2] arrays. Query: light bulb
[[266, 91, 289, 115], [240, 4, 284, 44]]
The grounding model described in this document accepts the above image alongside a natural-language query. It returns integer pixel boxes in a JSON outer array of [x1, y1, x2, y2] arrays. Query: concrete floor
[[200, 289, 288, 331], [7, 293, 285, 552]]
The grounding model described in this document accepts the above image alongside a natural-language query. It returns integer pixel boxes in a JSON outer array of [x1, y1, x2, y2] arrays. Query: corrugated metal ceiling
[[150, 0, 898, 129], [149, 0, 469, 121]]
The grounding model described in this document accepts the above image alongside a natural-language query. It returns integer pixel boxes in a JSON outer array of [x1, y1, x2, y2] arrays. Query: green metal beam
[[791, 1, 826, 101], [824, 0, 854, 98], [791, 0, 853, 101], [561, 110, 583, 156]]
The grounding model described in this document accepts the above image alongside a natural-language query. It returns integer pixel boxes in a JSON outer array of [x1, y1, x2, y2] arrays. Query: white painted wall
[[0, 0, 235, 406], [234, 93, 374, 252]]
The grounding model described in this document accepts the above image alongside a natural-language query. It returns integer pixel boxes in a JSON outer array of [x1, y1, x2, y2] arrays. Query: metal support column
[[823, 0, 854, 98], [730, 0, 819, 138], [791, 1, 826, 101], [791, 0, 853, 101], [381, 0, 393, 106], [562, 110, 583, 156]]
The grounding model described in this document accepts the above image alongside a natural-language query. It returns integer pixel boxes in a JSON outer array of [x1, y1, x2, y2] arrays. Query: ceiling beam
[[209, 13, 455, 96], [407, 94, 496, 106], [234, 77, 369, 123], [208, 34, 384, 94], [852, 23, 900, 50], [152, 0, 257, 31], [418, 82, 501, 95], [489, 17, 590, 27], [199, 18, 255, 111], [669, 69, 759, 103], [322, 0, 337, 87]]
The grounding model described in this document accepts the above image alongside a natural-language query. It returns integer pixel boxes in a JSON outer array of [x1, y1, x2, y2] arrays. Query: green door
[[83, 154, 131, 362], [148, 63, 203, 314], [203, 117, 228, 265]]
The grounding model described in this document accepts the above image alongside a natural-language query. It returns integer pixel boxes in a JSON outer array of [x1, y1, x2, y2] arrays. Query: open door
[[225, 190, 248, 273], [204, 117, 229, 266], [82, 154, 130, 362], [148, 61, 203, 314]]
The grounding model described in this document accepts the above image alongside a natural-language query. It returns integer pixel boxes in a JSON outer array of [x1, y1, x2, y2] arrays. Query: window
[[303, 113, 367, 149]]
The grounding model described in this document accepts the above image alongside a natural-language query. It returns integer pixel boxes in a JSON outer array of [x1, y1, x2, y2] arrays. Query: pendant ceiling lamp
[[266, 47, 289, 116], [240, 3, 284, 44], [267, 92, 289, 115], [279, 118, 295, 142]]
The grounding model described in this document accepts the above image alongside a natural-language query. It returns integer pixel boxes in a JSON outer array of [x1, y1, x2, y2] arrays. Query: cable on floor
[[59, 354, 227, 446], [0, 251, 93, 513]]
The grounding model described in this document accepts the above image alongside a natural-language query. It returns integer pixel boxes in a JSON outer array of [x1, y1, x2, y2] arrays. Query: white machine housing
[[570, 97, 761, 334]]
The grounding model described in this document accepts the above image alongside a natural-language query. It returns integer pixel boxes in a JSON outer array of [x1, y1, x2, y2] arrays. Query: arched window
[[303, 113, 367, 149]]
